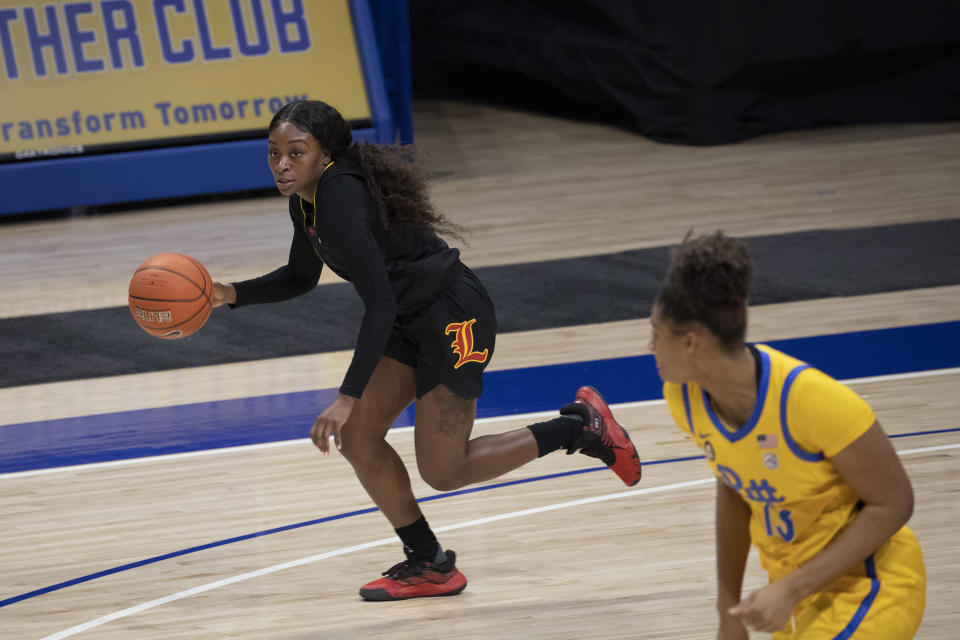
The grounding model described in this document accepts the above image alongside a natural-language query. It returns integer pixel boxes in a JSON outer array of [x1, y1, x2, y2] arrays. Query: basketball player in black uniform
[[212, 100, 641, 600]]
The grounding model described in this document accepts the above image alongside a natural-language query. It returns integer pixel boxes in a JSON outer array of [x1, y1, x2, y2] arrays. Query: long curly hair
[[269, 101, 465, 241], [656, 231, 752, 349]]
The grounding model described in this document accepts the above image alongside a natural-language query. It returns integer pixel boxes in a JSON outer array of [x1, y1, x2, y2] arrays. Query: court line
[[0, 402, 671, 480], [11, 427, 958, 610], [36, 442, 960, 640], [0, 455, 699, 609], [4, 367, 958, 480], [37, 478, 717, 640]]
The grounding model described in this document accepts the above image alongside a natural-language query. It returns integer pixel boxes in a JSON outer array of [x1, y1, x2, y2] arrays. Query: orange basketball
[[128, 253, 214, 339]]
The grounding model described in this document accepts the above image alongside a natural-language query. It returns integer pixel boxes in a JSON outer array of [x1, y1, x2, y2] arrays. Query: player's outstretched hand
[[310, 394, 356, 455]]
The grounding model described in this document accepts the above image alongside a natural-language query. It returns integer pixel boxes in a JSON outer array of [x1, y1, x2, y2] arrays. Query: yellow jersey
[[664, 344, 926, 637], [664, 344, 876, 579]]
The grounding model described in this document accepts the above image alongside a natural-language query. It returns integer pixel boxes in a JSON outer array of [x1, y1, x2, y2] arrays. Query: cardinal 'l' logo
[[445, 318, 489, 369]]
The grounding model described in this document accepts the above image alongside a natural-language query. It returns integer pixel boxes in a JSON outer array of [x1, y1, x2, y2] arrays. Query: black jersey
[[232, 160, 461, 398]]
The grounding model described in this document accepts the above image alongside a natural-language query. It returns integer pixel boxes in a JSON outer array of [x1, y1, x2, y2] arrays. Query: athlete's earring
[[683, 328, 699, 354]]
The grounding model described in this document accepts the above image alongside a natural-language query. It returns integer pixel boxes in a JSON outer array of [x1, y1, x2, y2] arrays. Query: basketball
[[128, 252, 214, 339]]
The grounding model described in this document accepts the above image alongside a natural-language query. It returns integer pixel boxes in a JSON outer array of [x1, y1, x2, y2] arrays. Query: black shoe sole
[[359, 581, 467, 601]]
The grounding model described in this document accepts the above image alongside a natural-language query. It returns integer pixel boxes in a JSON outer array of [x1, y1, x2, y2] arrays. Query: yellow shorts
[[773, 527, 925, 639]]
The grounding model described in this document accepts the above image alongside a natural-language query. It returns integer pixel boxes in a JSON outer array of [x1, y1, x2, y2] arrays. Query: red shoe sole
[[576, 386, 642, 486], [359, 571, 468, 601]]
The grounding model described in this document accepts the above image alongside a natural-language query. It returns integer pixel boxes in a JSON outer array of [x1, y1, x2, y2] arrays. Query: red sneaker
[[359, 550, 467, 601], [563, 386, 642, 486]]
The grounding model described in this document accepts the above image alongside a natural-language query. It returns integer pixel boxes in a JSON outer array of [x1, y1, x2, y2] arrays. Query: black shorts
[[384, 264, 496, 399]]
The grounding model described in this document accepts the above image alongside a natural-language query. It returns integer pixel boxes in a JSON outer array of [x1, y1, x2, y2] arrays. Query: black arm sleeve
[[320, 177, 399, 398], [232, 224, 323, 307]]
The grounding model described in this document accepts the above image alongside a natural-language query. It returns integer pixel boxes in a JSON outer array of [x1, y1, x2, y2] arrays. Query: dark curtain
[[409, 1, 960, 144]]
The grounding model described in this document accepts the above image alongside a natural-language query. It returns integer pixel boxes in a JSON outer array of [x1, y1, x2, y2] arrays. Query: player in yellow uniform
[[650, 231, 925, 638]]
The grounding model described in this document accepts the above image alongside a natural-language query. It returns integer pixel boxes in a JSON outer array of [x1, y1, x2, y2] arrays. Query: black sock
[[395, 515, 443, 563], [527, 414, 584, 457]]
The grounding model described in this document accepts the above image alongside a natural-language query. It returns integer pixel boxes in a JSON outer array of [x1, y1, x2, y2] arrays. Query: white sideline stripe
[[841, 366, 960, 385], [38, 478, 714, 640], [36, 534, 399, 640], [896, 443, 960, 456], [38, 442, 960, 639], [5, 366, 960, 480], [0, 439, 309, 479]]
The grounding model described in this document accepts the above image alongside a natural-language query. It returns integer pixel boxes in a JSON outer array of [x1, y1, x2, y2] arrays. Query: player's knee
[[419, 464, 466, 492], [338, 431, 376, 468]]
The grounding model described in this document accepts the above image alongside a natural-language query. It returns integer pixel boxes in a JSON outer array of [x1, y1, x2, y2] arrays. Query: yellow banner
[[0, 0, 371, 159]]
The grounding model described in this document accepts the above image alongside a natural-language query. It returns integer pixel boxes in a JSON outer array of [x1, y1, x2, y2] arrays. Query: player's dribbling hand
[[727, 580, 797, 633], [310, 394, 356, 455], [212, 282, 236, 308]]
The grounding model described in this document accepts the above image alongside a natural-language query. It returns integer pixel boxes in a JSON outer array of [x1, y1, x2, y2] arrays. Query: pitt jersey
[[664, 344, 876, 579], [664, 344, 926, 638]]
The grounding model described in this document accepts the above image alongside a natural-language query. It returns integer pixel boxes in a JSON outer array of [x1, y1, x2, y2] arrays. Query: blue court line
[[0, 455, 699, 609], [2, 321, 959, 474], [889, 427, 960, 439], [4, 424, 959, 611]]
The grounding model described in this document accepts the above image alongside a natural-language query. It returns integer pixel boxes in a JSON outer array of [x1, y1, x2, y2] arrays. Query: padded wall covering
[[409, 1, 960, 144]]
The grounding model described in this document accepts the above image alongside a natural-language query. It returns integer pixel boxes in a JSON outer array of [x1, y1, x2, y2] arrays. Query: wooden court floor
[[1, 101, 959, 639]]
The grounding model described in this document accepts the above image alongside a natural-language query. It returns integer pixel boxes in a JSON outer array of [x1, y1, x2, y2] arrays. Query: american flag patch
[[757, 434, 778, 449]]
